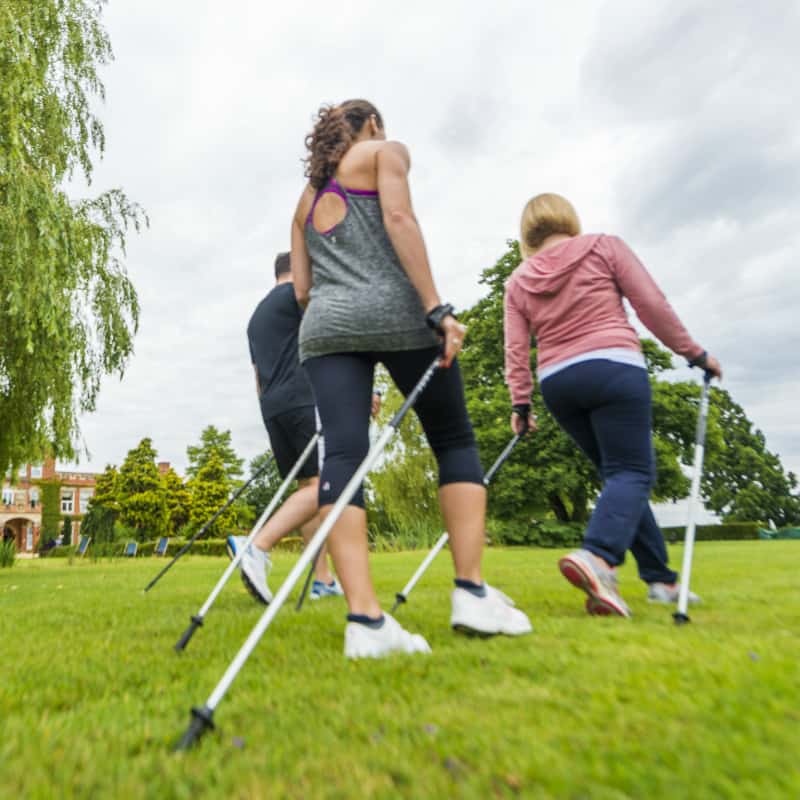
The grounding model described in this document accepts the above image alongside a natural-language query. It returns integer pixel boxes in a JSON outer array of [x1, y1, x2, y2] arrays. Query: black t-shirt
[[247, 283, 315, 420]]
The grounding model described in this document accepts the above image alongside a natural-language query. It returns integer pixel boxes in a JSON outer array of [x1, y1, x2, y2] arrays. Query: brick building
[[1, 458, 98, 553]]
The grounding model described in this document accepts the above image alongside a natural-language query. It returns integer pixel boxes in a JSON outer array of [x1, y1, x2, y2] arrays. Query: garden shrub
[[0, 539, 15, 568], [661, 522, 761, 543], [486, 518, 584, 548]]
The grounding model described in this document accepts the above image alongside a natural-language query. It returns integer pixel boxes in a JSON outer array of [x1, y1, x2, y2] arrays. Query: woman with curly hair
[[291, 99, 532, 658], [504, 193, 722, 617]]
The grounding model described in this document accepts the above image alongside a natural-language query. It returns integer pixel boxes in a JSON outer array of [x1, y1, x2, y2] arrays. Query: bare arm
[[253, 365, 262, 397], [376, 142, 441, 312], [376, 141, 466, 366], [291, 186, 315, 307]]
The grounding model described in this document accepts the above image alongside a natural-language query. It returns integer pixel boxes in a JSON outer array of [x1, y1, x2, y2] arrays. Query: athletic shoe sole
[[451, 623, 495, 638], [558, 554, 629, 618], [240, 568, 270, 605], [585, 596, 618, 616]]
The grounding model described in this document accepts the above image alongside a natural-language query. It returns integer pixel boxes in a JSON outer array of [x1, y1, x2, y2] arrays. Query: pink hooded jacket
[[504, 234, 704, 405]]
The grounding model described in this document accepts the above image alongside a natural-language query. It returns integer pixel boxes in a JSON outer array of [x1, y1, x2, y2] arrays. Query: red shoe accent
[[558, 555, 600, 596], [585, 596, 622, 617]]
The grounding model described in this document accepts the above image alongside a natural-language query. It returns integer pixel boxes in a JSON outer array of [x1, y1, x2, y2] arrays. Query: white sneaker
[[310, 578, 345, 600], [450, 584, 533, 636], [239, 545, 273, 604], [559, 549, 631, 618], [344, 613, 431, 659], [647, 582, 701, 604], [226, 535, 248, 560]]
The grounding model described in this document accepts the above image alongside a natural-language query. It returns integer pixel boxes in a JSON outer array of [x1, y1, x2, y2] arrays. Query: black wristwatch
[[688, 350, 708, 369], [425, 303, 456, 334]]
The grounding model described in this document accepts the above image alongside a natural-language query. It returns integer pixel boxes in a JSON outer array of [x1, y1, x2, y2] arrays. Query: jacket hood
[[512, 234, 602, 296]]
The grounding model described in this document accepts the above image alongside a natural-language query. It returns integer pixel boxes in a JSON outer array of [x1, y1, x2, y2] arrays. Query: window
[[30, 488, 40, 509], [30, 464, 42, 478], [1, 488, 12, 506], [61, 490, 74, 514], [78, 488, 94, 513]]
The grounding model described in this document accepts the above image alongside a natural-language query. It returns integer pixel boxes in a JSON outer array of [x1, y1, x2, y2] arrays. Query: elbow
[[383, 207, 414, 230], [294, 285, 310, 308]]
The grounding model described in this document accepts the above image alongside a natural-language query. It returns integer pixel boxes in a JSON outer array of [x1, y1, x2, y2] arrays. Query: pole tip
[[672, 611, 691, 625], [173, 706, 215, 752]]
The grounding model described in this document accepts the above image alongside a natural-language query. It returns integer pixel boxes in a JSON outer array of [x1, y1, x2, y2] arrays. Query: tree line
[[80, 427, 263, 545]]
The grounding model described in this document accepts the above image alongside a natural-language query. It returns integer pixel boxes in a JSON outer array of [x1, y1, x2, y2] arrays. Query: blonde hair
[[519, 193, 581, 257]]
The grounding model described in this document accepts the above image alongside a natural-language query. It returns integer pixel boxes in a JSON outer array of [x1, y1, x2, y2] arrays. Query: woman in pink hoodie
[[504, 193, 722, 617]]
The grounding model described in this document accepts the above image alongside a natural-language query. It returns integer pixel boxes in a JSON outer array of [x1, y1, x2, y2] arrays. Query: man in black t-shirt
[[234, 252, 343, 605]]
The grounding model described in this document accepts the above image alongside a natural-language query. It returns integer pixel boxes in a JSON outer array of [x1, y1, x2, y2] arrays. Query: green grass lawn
[[1, 542, 798, 799]]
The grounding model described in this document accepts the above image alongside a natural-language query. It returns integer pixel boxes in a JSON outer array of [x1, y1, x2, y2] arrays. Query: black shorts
[[262, 405, 319, 481]]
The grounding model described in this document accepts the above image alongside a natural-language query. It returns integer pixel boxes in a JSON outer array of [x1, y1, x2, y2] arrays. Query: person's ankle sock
[[346, 613, 385, 629], [454, 578, 487, 598]]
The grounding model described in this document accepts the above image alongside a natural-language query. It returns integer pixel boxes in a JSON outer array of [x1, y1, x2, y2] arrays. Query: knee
[[324, 430, 369, 464], [604, 468, 653, 494], [436, 444, 484, 487]]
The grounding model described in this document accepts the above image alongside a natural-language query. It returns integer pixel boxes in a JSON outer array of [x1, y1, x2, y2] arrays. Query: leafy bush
[[368, 519, 445, 552], [487, 518, 584, 548], [0, 539, 16, 568], [41, 545, 74, 559], [81, 504, 118, 544], [152, 537, 228, 557], [661, 522, 761, 543], [113, 522, 142, 544], [39, 480, 61, 550], [61, 516, 73, 545]]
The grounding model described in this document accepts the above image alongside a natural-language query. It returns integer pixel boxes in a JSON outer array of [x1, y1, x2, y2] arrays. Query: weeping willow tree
[[0, 0, 145, 473]]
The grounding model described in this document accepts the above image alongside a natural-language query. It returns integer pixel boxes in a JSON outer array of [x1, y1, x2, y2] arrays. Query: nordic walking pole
[[674, 371, 713, 625], [174, 356, 441, 750], [294, 545, 322, 611], [391, 431, 525, 613], [391, 532, 450, 613], [173, 432, 320, 652], [144, 456, 275, 593]]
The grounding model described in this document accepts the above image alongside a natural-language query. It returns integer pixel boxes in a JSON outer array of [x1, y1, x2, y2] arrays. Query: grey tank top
[[298, 177, 438, 363]]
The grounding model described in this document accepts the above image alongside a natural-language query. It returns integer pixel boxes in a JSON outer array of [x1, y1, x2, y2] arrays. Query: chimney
[[157, 461, 171, 476]]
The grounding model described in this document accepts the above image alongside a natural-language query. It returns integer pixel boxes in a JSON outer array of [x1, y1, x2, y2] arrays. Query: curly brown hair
[[304, 99, 384, 190]]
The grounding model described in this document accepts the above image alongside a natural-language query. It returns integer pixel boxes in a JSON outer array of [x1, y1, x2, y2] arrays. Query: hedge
[[486, 519, 584, 548], [488, 520, 762, 548], [661, 522, 761, 543], [41, 535, 306, 559]]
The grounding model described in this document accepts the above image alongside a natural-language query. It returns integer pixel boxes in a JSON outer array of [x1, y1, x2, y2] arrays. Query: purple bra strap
[[306, 178, 350, 226]]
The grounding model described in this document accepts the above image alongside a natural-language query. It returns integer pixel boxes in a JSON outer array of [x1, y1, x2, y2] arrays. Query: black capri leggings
[[303, 346, 483, 508]]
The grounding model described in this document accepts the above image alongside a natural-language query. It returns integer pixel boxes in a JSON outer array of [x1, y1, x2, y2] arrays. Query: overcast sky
[[60, 0, 799, 522]]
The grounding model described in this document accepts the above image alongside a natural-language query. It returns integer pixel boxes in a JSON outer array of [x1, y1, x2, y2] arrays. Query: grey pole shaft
[[194, 432, 320, 621], [676, 375, 712, 617], [396, 532, 450, 601], [202, 356, 440, 711]]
